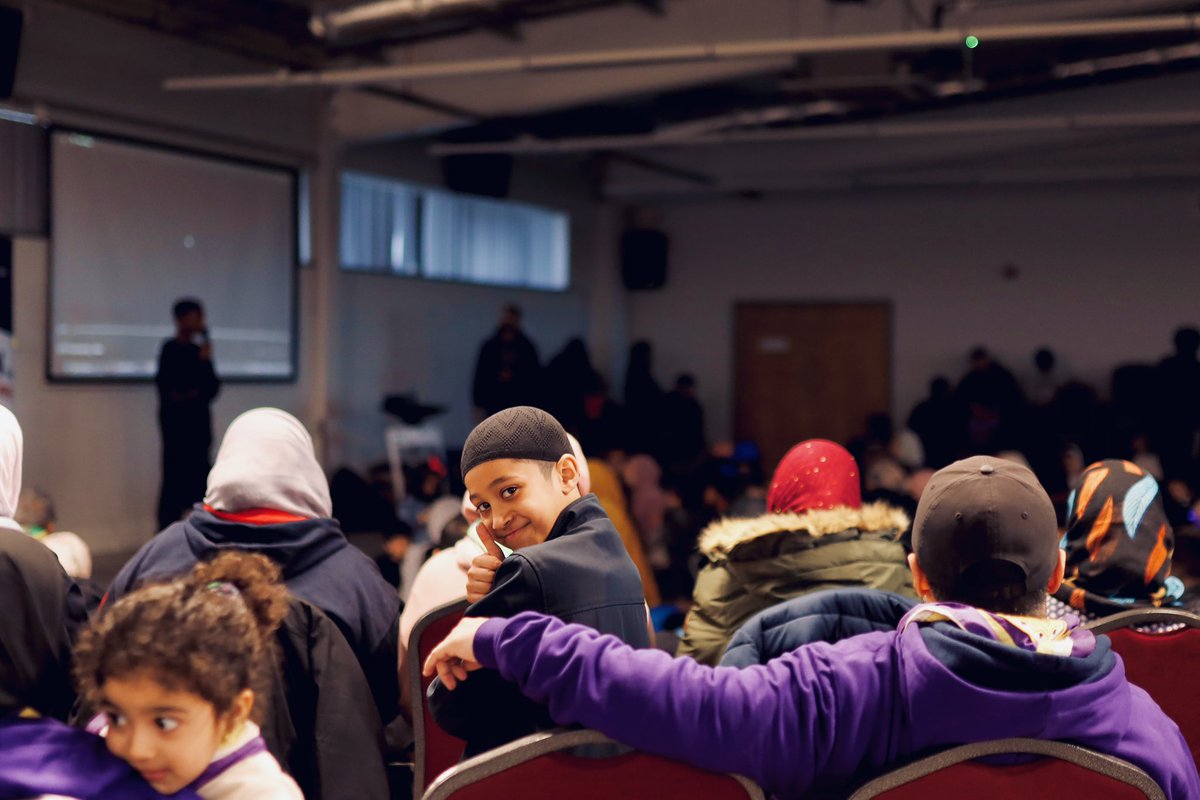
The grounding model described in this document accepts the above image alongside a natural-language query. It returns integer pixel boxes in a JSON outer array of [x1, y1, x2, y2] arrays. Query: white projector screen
[[49, 130, 296, 381]]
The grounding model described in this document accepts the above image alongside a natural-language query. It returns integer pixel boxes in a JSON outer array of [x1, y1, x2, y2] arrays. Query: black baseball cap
[[913, 456, 1059, 594]]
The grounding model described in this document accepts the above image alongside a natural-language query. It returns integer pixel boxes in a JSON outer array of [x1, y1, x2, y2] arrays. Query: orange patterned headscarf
[[1056, 459, 1181, 614]]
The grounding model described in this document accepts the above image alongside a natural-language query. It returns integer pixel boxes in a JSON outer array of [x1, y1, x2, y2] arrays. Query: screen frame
[[45, 126, 300, 384]]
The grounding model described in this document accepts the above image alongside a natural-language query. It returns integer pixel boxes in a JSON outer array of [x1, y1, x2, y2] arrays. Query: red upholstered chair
[[1086, 608, 1200, 766], [423, 728, 765, 800], [409, 598, 470, 797], [847, 738, 1164, 800]]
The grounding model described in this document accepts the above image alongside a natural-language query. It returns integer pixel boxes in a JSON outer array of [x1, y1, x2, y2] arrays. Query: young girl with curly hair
[[75, 552, 302, 799]]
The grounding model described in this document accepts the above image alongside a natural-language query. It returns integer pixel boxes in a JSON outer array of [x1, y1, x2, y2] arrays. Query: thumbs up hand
[[466, 524, 504, 603]]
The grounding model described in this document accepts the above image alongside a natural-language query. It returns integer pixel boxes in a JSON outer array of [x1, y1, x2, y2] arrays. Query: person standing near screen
[[155, 298, 220, 530]]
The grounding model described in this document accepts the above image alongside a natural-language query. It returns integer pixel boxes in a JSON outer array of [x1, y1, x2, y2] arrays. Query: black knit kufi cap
[[460, 406, 572, 479]]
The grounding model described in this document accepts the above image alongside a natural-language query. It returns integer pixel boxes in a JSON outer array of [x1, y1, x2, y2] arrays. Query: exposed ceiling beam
[[603, 161, 1200, 198], [164, 13, 1200, 91], [427, 109, 1200, 155], [310, 0, 503, 40]]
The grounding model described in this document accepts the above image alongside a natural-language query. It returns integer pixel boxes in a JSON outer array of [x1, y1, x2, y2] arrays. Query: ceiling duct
[[170, 13, 1200, 90], [310, 0, 501, 39]]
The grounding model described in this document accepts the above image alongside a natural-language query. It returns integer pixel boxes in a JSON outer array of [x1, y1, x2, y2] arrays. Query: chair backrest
[[423, 728, 765, 800], [1086, 608, 1200, 766], [410, 597, 470, 796], [847, 737, 1165, 800]]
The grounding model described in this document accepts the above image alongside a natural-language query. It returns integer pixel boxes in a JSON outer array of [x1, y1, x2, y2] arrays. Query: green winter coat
[[677, 501, 915, 665]]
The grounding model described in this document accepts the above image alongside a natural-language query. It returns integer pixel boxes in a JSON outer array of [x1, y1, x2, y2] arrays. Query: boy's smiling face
[[465, 456, 580, 550]]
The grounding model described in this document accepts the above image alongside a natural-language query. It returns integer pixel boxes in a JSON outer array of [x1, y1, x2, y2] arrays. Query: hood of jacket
[[903, 621, 1128, 750], [698, 501, 909, 560], [179, 508, 348, 579]]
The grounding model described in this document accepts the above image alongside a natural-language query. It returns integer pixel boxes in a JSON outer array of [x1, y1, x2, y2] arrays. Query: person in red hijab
[[678, 439, 915, 665]]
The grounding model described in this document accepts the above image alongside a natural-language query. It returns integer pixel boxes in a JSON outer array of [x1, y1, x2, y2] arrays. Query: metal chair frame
[[848, 737, 1165, 800], [408, 597, 470, 797], [1084, 607, 1200, 634], [423, 728, 765, 800]]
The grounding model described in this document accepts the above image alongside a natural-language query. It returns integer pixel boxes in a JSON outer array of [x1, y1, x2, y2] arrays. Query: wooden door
[[735, 303, 891, 473]]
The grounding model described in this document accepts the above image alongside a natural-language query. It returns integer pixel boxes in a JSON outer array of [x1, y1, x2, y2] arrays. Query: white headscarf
[[0, 405, 23, 533], [204, 408, 332, 519]]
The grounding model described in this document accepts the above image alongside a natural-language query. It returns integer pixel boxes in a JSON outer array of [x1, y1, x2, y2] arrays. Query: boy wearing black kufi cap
[[428, 406, 649, 757]]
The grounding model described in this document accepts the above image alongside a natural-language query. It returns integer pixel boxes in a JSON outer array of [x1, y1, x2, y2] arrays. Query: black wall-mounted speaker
[[620, 228, 668, 291], [0, 7, 22, 100]]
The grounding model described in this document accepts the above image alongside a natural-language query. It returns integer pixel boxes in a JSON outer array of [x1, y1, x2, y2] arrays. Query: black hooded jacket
[[429, 493, 649, 757], [106, 508, 401, 721]]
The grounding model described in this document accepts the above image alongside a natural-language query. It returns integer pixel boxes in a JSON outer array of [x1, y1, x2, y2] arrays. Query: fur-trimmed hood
[[698, 501, 909, 559]]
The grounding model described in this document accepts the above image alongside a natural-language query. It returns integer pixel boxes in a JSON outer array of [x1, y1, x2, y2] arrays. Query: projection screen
[[49, 130, 296, 381]]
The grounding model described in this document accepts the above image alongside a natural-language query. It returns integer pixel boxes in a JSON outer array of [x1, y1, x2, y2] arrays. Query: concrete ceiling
[[11, 0, 1200, 193]]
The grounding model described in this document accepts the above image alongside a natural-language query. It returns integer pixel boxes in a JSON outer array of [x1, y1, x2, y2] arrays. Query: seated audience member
[[1051, 459, 1186, 625], [399, 493, 464, 601], [373, 520, 413, 591], [0, 530, 181, 800], [425, 457, 1200, 800], [428, 407, 649, 757], [0, 406, 24, 537], [678, 440, 912, 665], [399, 439, 592, 666], [721, 588, 917, 668], [17, 487, 94, 580], [587, 452, 662, 605], [106, 408, 402, 723], [397, 494, 478, 663], [77, 553, 302, 799], [622, 454, 670, 572]]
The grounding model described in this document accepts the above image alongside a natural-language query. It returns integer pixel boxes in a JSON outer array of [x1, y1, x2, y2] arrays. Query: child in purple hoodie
[[426, 457, 1200, 800]]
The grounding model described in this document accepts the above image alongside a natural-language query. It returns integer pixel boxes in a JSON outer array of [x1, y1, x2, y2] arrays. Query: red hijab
[[767, 439, 862, 514]]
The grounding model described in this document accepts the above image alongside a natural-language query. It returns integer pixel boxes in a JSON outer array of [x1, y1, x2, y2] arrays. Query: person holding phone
[[155, 298, 220, 531]]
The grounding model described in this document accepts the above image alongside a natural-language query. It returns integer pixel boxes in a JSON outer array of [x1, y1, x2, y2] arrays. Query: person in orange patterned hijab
[[1051, 459, 1185, 622]]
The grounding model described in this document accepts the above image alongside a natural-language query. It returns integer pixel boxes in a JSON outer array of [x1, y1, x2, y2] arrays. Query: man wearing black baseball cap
[[423, 456, 1199, 799]]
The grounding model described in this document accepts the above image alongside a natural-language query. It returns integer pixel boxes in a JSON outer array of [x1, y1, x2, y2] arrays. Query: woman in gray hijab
[[106, 408, 401, 723]]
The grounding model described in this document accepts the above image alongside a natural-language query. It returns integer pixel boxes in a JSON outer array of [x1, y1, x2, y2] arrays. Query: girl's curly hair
[[75, 551, 288, 721]]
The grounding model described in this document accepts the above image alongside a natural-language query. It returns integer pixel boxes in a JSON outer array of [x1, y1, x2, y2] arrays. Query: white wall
[[628, 180, 1200, 443]]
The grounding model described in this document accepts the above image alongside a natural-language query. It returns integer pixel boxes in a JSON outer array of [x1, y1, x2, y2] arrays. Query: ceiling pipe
[[424, 38, 1200, 155], [604, 162, 1200, 198], [425, 110, 1200, 155], [165, 13, 1200, 90], [310, 0, 500, 40]]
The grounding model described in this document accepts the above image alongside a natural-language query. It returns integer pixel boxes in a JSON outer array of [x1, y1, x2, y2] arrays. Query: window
[[339, 171, 570, 291], [340, 172, 419, 275], [297, 170, 311, 267]]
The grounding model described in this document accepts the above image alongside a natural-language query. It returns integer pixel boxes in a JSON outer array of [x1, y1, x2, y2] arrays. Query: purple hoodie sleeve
[[474, 612, 901, 798]]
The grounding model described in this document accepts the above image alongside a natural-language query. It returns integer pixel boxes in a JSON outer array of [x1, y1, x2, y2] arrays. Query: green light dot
[[964, 35, 980, 49]]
